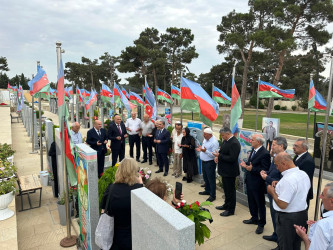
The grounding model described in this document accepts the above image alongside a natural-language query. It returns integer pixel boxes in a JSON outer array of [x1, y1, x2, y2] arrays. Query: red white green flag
[[57, 58, 77, 186], [230, 77, 242, 134]]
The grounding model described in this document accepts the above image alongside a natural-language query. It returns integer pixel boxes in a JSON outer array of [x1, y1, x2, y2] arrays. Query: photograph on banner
[[76, 154, 90, 249], [262, 117, 280, 152], [313, 122, 333, 173], [238, 130, 267, 194], [188, 122, 204, 175]]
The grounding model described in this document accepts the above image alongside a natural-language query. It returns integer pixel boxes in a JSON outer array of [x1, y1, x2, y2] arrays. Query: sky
[[1, 0, 332, 86]]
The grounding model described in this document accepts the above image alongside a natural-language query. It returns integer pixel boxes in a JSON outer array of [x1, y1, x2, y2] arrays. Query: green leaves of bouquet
[[176, 200, 213, 245]]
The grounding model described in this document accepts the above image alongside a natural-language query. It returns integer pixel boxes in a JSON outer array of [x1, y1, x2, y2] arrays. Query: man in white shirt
[[294, 182, 333, 250], [267, 152, 310, 250], [196, 128, 219, 202], [140, 114, 155, 165], [71, 122, 82, 144], [172, 121, 183, 178], [125, 112, 142, 162]]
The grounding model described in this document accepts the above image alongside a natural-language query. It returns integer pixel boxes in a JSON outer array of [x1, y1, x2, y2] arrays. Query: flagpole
[[71, 83, 74, 123], [75, 86, 79, 124], [155, 85, 159, 119], [56, 41, 76, 247], [306, 74, 313, 141], [30, 74, 37, 154], [142, 84, 144, 120], [255, 75, 260, 132], [180, 73, 183, 124], [37, 61, 44, 171], [314, 56, 333, 220], [212, 82, 214, 130]]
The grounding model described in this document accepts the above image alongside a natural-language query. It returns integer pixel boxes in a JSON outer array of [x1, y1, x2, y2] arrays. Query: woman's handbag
[[95, 185, 114, 250]]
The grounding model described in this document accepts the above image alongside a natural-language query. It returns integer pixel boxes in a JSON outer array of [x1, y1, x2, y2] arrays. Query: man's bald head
[[72, 122, 80, 132], [94, 120, 102, 130], [274, 152, 294, 173], [143, 114, 149, 122]]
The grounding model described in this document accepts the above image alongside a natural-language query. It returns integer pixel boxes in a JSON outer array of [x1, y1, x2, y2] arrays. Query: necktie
[[251, 150, 256, 159], [117, 124, 122, 135], [97, 130, 101, 137]]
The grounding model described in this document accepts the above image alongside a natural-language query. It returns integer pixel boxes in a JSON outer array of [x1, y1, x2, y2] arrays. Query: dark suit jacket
[[217, 136, 241, 177], [155, 128, 170, 154], [86, 127, 108, 154], [246, 146, 271, 186], [108, 121, 127, 151], [294, 152, 315, 200], [265, 157, 282, 186]]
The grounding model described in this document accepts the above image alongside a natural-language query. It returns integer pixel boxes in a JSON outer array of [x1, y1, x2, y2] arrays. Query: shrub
[[274, 105, 281, 110], [281, 106, 287, 110], [292, 105, 297, 111], [98, 164, 118, 206], [35, 110, 44, 119]]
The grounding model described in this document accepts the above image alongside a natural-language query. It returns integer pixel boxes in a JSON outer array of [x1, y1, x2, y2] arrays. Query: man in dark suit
[[260, 136, 287, 247], [86, 120, 108, 178], [154, 120, 170, 176], [240, 134, 271, 235], [214, 127, 241, 217], [108, 114, 128, 166], [293, 138, 315, 207]]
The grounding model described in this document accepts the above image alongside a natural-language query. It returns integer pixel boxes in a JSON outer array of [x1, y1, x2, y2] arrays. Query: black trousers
[[142, 136, 153, 163], [157, 152, 169, 173], [246, 180, 266, 227], [129, 134, 140, 160], [222, 176, 236, 213], [97, 151, 105, 178], [276, 210, 307, 250], [112, 144, 125, 166], [268, 194, 278, 241], [266, 140, 273, 152]]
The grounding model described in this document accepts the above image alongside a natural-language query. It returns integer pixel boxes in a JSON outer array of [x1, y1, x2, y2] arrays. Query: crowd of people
[[70, 113, 332, 250]]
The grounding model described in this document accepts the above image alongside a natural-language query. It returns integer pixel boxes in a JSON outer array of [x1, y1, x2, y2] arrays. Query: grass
[[172, 110, 333, 137]]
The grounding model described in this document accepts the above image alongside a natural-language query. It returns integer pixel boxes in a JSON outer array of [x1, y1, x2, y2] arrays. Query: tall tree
[[99, 52, 120, 85], [161, 27, 198, 86], [0, 57, 9, 72], [252, 0, 333, 116]]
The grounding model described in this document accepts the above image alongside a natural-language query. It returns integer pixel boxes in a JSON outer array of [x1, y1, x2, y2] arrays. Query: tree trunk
[[240, 61, 249, 119]]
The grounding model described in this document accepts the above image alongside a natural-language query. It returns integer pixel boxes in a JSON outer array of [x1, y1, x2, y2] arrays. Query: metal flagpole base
[[60, 235, 77, 247]]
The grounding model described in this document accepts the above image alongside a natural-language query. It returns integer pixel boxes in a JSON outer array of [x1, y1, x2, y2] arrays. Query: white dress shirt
[[71, 130, 82, 144], [173, 131, 183, 154], [273, 167, 310, 212], [200, 136, 219, 162], [309, 210, 333, 250], [125, 118, 141, 135]]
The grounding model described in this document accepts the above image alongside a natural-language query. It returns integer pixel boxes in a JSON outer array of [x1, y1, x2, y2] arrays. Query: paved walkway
[[11, 107, 331, 249]]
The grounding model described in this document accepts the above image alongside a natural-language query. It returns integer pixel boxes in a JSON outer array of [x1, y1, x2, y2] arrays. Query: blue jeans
[[202, 160, 216, 198]]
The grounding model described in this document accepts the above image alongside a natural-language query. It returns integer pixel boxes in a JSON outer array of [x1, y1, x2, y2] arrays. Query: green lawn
[[173, 110, 333, 137]]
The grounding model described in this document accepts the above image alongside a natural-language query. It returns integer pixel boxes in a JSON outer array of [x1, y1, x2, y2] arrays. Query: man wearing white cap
[[196, 127, 219, 202]]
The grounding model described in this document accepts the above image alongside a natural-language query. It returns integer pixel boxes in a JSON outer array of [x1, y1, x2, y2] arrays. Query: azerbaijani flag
[[85, 89, 97, 110], [308, 80, 326, 112], [57, 58, 77, 186], [181, 77, 219, 126], [230, 77, 242, 134], [121, 87, 130, 99], [7, 83, 17, 92], [49, 88, 57, 98], [213, 86, 231, 105], [114, 83, 132, 112], [157, 88, 172, 104], [258, 80, 295, 99], [29, 67, 50, 96], [101, 83, 113, 103], [65, 86, 72, 99], [171, 85, 180, 100], [144, 82, 157, 121], [129, 91, 144, 106], [76, 86, 84, 102]]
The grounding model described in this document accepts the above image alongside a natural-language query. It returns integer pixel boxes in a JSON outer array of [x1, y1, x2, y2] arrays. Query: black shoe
[[206, 196, 215, 202], [220, 211, 234, 217], [263, 235, 278, 242], [141, 160, 147, 163], [182, 176, 187, 181], [216, 205, 227, 210], [187, 178, 193, 183], [198, 191, 210, 195], [155, 170, 162, 173], [243, 219, 258, 225], [163, 172, 168, 176], [136, 159, 140, 162], [149, 162, 153, 165], [200, 183, 206, 187], [255, 226, 264, 234]]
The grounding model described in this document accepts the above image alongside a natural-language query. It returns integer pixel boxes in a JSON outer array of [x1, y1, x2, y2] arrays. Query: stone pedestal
[[131, 188, 195, 250]]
